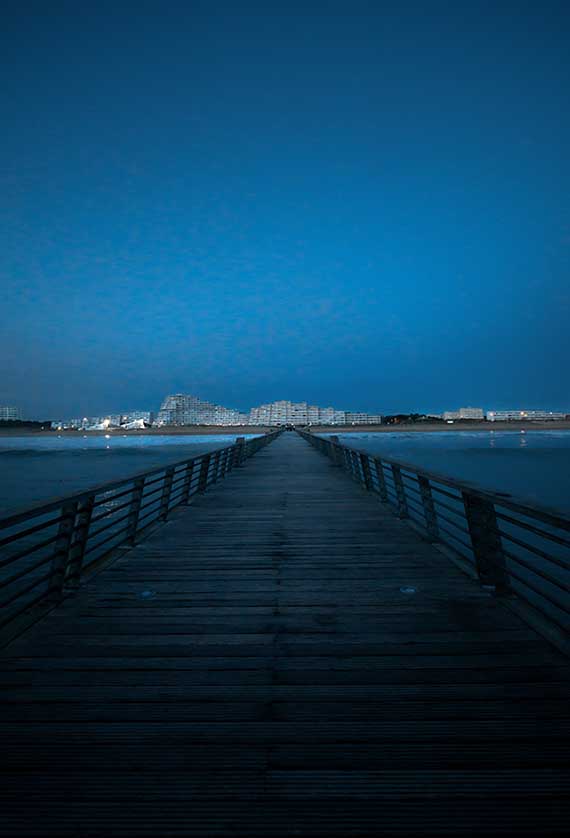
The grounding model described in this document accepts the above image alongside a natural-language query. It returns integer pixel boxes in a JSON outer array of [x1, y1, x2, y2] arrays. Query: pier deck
[[1, 432, 569, 835]]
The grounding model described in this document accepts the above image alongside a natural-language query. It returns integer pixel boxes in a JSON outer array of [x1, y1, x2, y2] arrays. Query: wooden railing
[[0, 431, 280, 640], [298, 430, 570, 654]]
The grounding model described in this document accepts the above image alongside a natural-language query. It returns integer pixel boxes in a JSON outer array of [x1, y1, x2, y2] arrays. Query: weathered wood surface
[[1, 432, 569, 836]]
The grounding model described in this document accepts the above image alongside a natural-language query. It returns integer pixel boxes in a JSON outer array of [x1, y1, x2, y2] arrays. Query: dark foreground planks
[[1, 432, 569, 836]]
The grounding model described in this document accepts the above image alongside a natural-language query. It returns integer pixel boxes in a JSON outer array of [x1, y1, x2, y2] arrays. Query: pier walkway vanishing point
[[1, 431, 569, 836]]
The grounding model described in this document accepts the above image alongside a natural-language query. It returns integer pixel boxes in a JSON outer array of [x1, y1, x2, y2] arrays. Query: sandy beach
[[2, 421, 570, 437]]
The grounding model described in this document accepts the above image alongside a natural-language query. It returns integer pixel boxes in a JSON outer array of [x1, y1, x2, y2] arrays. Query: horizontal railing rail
[[0, 431, 280, 639], [298, 430, 570, 653]]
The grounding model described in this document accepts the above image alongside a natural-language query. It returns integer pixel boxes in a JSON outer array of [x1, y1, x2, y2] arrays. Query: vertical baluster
[[227, 445, 235, 469], [198, 454, 212, 492], [126, 477, 146, 542], [359, 453, 373, 490], [65, 495, 95, 588], [334, 443, 344, 467], [391, 465, 409, 518], [49, 500, 78, 600], [159, 467, 175, 520], [211, 449, 222, 483], [374, 460, 388, 502], [351, 450, 362, 482], [181, 463, 195, 504], [329, 436, 342, 467], [463, 492, 511, 593], [235, 437, 246, 467], [418, 476, 439, 541]]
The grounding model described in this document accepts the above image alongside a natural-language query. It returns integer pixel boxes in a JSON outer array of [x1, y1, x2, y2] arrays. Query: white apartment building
[[345, 412, 384, 425], [318, 407, 347, 424], [0, 405, 23, 421], [443, 407, 484, 421], [487, 410, 566, 422], [53, 411, 153, 431], [152, 394, 383, 427], [246, 401, 380, 426], [121, 411, 154, 424], [157, 394, 248, 426]]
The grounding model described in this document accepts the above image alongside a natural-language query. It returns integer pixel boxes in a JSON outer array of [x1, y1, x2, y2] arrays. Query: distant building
[[121, 410, 154, 425], [52, 410, 155, 431], [318, 407, 348, 425], [50, 418, 84, 430], [487, 410, 566, 422], [344, 412, 384, 425], [443, 407, 484, 421], [154, 394, 382, 427], [0, 405, 23, 421], [246, 400, 381, 425], [157, 394, 248, 426]]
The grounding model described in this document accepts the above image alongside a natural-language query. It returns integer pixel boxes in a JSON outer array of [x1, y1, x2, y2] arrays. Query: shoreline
[[0, 426, 272, 437], [309, 422, 570, 433], [2, 421, 570, 437]]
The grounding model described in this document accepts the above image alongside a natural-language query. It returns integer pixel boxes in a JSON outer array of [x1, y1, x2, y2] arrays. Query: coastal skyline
[[2, 2, 570, 418], [4, 389, 570, 425]]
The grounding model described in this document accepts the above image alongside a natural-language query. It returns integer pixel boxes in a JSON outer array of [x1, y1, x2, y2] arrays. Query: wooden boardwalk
[[1, 432, 569, 836]]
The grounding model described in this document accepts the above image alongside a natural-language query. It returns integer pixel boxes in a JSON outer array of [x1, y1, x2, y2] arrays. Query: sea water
[[2, 430, 570, 518], [0, 434, 259, 515], [330, 430, 570, 515]]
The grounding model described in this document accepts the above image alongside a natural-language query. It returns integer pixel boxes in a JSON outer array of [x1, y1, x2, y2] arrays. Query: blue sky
[[1, 1, 569, 417]]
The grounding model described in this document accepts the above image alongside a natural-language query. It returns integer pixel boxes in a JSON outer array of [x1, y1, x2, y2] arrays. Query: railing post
[[359, 453, 373, 490], [198, 454, 212, 491], [48, 500, 78, 600], [418, 476, 439, 541], [235, 437, 246, 467], [211, 449, 222, 483], [374, 460, 388, 502], [181, 462, 195, 504], [159, 467, 175, 520], [391, 465, 408, 518], [64, 495, 95, 588], [220, 449, 230, 478], [463, 492, 511, 593], [350, 450, 360, 483], [127, 477, 146, 542], [329, 436, 343, 467], [352, 451, 365, 484]]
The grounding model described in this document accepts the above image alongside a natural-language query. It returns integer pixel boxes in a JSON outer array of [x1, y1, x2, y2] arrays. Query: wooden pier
[[1, 432, 569, 836]]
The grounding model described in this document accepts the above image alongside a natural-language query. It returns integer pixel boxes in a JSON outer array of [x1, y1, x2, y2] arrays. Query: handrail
[[297, 429, 569, 654], [0, 430, 281, 641]]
